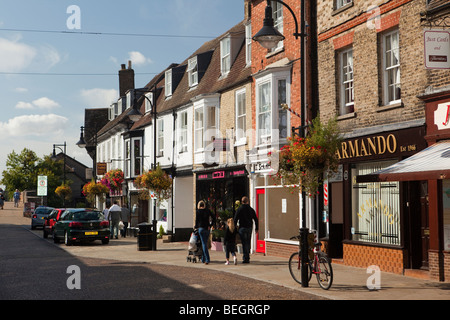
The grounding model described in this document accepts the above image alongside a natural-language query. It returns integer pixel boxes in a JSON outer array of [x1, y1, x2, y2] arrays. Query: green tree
[[1, 149, 66, 206]]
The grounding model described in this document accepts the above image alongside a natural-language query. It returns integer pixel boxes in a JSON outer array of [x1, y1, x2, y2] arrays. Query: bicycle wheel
[[316, 254, 333, 290], [288, 251, 312, 285]]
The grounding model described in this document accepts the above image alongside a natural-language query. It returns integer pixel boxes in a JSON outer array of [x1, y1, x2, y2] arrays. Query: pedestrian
[[103, 203, 110, 221], [0, 188, 4, 210], [108, 201, 122, 239], [224, 218, 237, 265], [121, 203, 131, 238], [13, 189, 20, 208], [194, 200, 215, 265], [234, 196, 258, 264]]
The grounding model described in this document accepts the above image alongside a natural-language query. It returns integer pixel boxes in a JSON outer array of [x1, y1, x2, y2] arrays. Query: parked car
[[53, 208, 110, 246], [31, 206, 54, 229], [43, 208, 66, 238]]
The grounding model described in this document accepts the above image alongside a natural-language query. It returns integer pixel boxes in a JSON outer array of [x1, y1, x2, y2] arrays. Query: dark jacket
[[234, 204, 258, 230], [195, 208, 215, 229], [224, 225, 237, 246]]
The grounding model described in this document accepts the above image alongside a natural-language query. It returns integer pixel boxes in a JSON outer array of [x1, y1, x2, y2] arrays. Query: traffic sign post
[[37, 175, 48, 197]]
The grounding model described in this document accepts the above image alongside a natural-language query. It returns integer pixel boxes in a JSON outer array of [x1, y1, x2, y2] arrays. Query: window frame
[[179, 110, 188, 153], [157, 118, 164, 157], [339, 47, 354, 115], [187, 56, 198, 88], [220, 37, 231, 76], [382, 29, 401, 106], [165, 69, 172, 97], [235, 88, 247, 145]]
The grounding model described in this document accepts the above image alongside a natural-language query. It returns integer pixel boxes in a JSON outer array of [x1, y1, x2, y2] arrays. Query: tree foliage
[[1, 148, 65, 206]]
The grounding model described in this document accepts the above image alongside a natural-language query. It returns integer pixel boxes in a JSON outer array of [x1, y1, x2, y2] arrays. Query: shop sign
[[197, 168, 247, 180], [97, 162, 107, 175], [424, 30, 450, 70], [337, 128, 426, 162], [434, 102, 450, 130]]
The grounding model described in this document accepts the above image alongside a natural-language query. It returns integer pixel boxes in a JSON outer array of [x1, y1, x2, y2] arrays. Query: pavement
[[2, 201, 450, 300]]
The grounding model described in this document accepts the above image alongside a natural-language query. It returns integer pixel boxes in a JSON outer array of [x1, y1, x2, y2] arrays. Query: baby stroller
[[187, 229, 203, 263]]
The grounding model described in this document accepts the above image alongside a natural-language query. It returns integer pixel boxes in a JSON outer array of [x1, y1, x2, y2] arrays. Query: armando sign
[[337, 127, 426, 162]]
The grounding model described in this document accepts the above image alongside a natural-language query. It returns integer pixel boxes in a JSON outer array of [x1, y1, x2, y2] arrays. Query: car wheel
[[43, 229, 48, 238], [64, 231, 72, 246]]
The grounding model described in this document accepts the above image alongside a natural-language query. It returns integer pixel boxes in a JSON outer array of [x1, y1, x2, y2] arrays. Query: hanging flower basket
[[134, 165, 173, 201], [82, 180, 109, 205], [55, 184, 72, 201], [273, 117, 342, 197], [101, 169, 124, 192]]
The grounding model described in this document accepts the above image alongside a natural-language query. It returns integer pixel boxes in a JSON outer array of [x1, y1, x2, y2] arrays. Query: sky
[[0, 0, 245, 188]]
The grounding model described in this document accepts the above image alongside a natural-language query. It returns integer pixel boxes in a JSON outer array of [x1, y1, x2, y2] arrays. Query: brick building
[[318, 0, 450, 281], [248, 0, 318, 255]]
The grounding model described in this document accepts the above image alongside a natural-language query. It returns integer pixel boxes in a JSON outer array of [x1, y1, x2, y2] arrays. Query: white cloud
[[80, 88, 118, 108], [128, 51, 152, 66], [32, 97, 60, 109], [15, 87, 28, 93], [15, 101, 34, 109], [14, 97, 60, 110], [0, 37, 36, 72], [0, 114, 68, 137]]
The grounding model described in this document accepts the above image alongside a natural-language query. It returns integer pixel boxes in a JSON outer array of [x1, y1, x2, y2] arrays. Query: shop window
[[351, 161, 401, 245]]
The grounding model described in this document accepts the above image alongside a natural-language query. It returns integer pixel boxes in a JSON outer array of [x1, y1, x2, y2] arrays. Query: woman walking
[[194, 200, 215, 265]]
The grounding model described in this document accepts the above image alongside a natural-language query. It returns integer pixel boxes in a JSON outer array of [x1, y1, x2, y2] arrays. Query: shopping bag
[[188, 232, 197, 251]]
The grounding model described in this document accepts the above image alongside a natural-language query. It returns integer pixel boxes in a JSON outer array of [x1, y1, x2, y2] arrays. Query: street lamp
[[76, 126, 87, 148], [253, 0, 310, 287], [51, 142, 67, 206]]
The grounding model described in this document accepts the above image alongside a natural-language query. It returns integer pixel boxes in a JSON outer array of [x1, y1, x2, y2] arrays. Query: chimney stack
[[118, 60, 135, 97]]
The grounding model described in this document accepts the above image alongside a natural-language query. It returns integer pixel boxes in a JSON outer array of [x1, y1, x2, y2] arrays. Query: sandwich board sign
[[37, 175, 48, 197]]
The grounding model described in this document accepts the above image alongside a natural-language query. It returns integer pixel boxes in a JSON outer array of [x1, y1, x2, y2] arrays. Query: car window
[[60, 211, 70, 220], [73, 211, 103, 221], [35, 208, 54, 214]]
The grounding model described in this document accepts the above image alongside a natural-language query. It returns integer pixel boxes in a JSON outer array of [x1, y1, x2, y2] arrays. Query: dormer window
[[109, 102, 119, 120], [245, 23, 252, 66], [126, 91, 132, 109], [220, 37, 231, 75], [165, 69, 172, 97], [187, 57, 198, 87], [144, 92, 153, 113]]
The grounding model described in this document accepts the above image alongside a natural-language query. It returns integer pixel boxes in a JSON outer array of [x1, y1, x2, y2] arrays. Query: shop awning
[[356, 140, 450, 182]]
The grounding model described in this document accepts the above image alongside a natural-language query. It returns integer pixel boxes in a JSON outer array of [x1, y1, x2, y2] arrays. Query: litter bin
[[137, 223, 153, 251]]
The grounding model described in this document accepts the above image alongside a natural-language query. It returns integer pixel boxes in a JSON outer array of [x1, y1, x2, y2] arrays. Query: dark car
[[53, 208, 110, 246], [31, 206, 55, 229], [43, 208, 65, 238]]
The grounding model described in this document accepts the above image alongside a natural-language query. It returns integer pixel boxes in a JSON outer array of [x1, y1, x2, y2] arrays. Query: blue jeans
[[239, 227, 252, 262], [198, 228, 210, 263]]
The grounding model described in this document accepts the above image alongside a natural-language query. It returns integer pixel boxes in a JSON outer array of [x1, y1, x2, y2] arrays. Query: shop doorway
[[329, 182, 344, 258], [406, 181, 429, 270]]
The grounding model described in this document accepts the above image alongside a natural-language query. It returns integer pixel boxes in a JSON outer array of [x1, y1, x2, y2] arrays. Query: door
[[255, 189, 265, 253], [407, 181, 429, 269], [419, 181, 429, 269]]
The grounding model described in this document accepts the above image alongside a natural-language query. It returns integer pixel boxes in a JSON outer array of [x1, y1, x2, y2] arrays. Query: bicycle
[[288, 230, 333, 290]]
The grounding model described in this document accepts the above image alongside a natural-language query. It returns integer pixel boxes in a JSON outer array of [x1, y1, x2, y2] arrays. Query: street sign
[[37, 175, 47, 196], [424, 30, 450, 69]]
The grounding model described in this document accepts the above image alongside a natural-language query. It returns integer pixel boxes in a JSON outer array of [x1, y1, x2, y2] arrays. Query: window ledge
[[266, 47, 284, 59], [337, 112, 357, 121], [332, 2, 354, 16], [377, 101, 403, 112]]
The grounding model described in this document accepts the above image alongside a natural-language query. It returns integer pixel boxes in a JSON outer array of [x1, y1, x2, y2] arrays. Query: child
[[224, 218, 237, 265]]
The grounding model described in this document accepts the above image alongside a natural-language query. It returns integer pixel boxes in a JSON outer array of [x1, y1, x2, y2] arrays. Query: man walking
[[234, 196, 258, 264], [108, 201, 122, 239], [121, 203, 131, 238]]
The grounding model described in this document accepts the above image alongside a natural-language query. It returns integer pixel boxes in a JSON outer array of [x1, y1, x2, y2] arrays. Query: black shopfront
[[196, 166, 249, 224]]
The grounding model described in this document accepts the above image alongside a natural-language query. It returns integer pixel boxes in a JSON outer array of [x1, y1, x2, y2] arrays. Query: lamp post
[[76, 125, 97, 181], [51, 142, 67, 206], [253, 0, 310, 287]]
